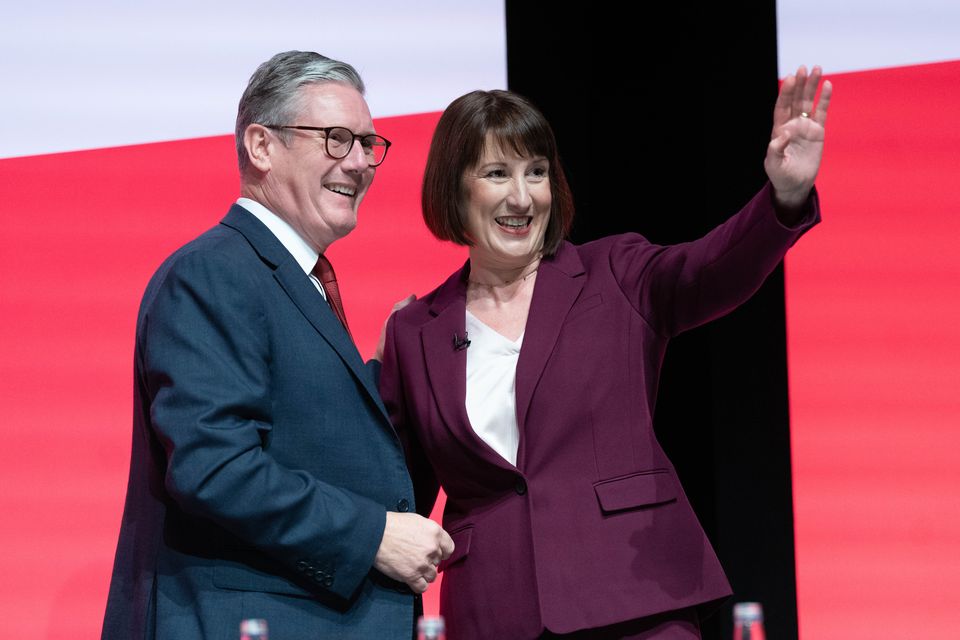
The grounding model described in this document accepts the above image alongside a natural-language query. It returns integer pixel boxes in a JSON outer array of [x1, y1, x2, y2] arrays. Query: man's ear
[[243, 123, 274, 173]]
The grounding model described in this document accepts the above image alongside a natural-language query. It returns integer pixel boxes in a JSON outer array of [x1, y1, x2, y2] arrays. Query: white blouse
[[464, 310, 522, 466]]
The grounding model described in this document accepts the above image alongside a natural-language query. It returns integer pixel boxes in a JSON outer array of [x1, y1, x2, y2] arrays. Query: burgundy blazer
[[380, 184, 819, 638]]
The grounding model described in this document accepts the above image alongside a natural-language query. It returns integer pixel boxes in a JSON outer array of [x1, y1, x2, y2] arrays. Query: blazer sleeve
[[140, 248, 386, 599], [608, 182, 820, 337], [380, 313, 441, 518]]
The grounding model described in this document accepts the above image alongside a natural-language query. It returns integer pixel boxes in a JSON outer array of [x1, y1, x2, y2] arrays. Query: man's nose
[[340, 138, 371, 172]]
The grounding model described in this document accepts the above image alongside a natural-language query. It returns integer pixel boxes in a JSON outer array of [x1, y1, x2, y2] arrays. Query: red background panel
[[0, 111, 457, 638], [788, 60, 960, 639]]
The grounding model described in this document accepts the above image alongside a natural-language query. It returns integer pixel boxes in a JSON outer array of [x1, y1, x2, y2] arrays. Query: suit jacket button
[[514, 478, 527, 495], [323, 576, 334, 587], [396, 498, 410, 512]]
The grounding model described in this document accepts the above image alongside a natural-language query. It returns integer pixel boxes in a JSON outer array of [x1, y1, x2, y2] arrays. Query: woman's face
[[461, 134, 552, 269]]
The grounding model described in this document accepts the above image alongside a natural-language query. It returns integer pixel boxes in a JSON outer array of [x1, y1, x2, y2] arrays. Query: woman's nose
[[506, 178, 532, 211]]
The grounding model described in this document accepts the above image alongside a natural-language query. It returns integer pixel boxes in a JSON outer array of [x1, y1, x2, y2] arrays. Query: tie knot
[[311, 254, 352, 340], [313, 254, 337, 285]]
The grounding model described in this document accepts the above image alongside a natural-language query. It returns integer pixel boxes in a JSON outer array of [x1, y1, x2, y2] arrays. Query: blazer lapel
[[220, 205, 391, 425], [420, 264, 515, 469], [515, 243, 585, 442], [420, 265, 473, 444]]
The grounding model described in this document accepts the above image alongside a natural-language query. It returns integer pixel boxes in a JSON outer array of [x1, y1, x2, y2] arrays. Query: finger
[[423, 565, 438, 583], [411, 576, 429, 594], [799, 65, 821, 117], [390, 294, 416, 314], [813, 79, 832, 127], [773, 73, 797, 129], [792, 65, 809, 116], [439, 530, 455, 559], [768, 130, 791, 158], [393, 294, 416, 311]]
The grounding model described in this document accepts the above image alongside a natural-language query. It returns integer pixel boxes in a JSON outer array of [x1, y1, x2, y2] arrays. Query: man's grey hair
[[235, 50, 365, 173]]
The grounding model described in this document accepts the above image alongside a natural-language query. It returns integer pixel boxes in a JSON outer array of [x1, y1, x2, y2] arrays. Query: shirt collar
[[236, 197, 318, 276]]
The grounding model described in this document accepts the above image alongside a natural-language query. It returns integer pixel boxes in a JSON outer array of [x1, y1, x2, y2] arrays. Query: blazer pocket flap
[[213, 562, 312, 597], [438, 526, 473, 572], [593, 469, 678, 513]]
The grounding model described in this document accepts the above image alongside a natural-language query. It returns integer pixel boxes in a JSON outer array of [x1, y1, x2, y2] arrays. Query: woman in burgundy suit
[[380, 67, 831, 638]]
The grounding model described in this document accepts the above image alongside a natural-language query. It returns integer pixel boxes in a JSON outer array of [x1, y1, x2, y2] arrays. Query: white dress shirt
[[236, 197, 326, 299], [464, 310, 522, 466]]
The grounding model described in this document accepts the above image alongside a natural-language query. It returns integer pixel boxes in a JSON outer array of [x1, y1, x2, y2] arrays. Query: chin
[[331, 216, 359, 238]]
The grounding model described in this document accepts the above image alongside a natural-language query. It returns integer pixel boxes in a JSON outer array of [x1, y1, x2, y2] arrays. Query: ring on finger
[[800, 112, 810, 118]]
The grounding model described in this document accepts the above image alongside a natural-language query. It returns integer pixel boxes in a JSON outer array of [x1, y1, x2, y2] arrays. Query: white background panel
[[0, 0, 506, 159], [778, 0, 960, 75]]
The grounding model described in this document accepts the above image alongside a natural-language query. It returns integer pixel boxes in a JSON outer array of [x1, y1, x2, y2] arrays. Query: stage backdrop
[[2, 1, 959, 638], [780, 0, 960, 637]]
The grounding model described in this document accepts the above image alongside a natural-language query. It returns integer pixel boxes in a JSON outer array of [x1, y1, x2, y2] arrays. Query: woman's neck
[[466, 254, 540, 319], [468, 254, 541, 286]]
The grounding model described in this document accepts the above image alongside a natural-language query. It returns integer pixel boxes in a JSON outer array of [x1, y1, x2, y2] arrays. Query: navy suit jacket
[[380, 184, 819, 638], [102, 205, 416, 640]]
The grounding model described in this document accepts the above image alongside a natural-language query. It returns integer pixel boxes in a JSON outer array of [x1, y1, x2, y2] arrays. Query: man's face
[[265, 83, 377, 253]]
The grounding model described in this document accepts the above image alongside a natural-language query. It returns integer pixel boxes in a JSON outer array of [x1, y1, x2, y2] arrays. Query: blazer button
[[323, 575, 334, 587], [514, 478, 527, 495], [396, 498, 410, 512]]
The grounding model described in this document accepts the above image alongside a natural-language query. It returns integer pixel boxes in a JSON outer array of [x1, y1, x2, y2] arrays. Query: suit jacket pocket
[[593, 468, 678, 513], [213, 559, 313, 597], [438, 525, 473, 572]]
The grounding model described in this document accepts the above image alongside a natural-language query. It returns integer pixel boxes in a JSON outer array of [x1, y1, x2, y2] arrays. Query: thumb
[[768, 130, 791, 157]]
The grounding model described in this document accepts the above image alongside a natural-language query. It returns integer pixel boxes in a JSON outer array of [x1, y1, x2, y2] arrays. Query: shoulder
[[139, 221, 267, 320], [391, 264, 467, 330], [163, 222, 260, 276], [550, 233, 657, 272], [146, 204, 287, 296], [389, 291, 441, 339]]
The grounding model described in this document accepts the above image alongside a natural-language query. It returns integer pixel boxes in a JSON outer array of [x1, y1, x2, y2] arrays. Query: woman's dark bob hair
[[421, 90, 575, 256]]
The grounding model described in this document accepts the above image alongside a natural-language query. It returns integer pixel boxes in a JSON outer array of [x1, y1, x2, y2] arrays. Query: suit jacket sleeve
[[380, 313, 440, 517], [140, 247, 385, 599], [608, 182, 820, 337]]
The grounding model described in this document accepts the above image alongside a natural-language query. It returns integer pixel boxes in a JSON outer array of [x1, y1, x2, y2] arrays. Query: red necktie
[[312, 254, 353, 340]]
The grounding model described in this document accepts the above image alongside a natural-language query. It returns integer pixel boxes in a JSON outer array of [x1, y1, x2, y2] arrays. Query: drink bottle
[[733, 602, 765, 640], [240, 618, 269, 640], [417, 615, 446, 640]]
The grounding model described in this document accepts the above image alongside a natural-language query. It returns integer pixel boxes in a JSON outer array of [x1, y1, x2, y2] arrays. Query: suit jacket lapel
[[220, 205, 391, 425], [515, 243, 585, 446], [420, 265, 473, 445], [420, 264, 515, 469]]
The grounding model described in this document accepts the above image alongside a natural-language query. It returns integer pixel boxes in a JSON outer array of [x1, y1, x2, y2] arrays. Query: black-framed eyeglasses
[[264, 125, 391, 167]]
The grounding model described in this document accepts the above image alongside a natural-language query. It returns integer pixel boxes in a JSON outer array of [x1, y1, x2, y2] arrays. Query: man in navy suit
[[102, 50, 453, 640]]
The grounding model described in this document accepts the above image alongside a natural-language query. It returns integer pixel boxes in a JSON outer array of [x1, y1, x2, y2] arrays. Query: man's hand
[[373, 295, 416, 362], [373, 512, 454, 593]]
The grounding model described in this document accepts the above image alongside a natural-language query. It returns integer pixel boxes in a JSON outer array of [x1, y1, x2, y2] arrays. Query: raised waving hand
[[764, 65, 832, 212]]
